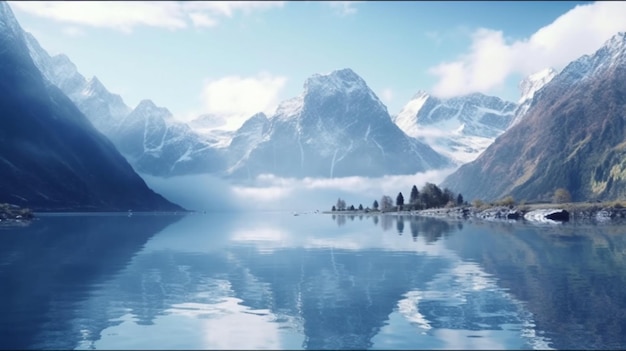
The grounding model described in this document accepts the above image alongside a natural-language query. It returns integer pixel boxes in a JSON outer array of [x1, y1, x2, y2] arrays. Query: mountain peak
[[303, 68, 370, 96], [132, 99, 173, 120], [84, 76, 106, 94], [518, 67, 557, 104], [0, 2, 22, 37], [136, 99, 158, 110], [411, 90, 430, 100], [604, 31, 626, 52]]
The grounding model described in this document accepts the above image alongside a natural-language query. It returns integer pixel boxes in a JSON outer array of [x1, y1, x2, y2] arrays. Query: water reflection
[[444, 221, 626, 350], [2, 212, 626, 350], [332, 214, 460, 243], [68, 214, 540, 350], [397, 216, 405, 234], [0, 213, 183, 350]]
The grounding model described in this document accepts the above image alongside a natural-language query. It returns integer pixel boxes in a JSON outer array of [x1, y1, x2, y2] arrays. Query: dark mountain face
[[441, 32, 626, 203], [0, 3, 182, 211], [227, 69, 452, 179]]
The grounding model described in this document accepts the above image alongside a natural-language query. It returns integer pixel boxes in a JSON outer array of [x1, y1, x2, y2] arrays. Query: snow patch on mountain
[[274, 95, 304, 120], [394, 91, 429, 137], [227, 68, 451, 179], [518, 68, 558, 104], [393, 92, 516, 165]]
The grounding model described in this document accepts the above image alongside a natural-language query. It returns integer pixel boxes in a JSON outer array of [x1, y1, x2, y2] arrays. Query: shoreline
[[323, 202, 626, 224]]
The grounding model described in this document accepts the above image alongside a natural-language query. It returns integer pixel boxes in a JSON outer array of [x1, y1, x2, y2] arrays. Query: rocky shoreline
[[325, 203, 626, 224], [0, 203, 35, 224], [414, 204, 626, 224]]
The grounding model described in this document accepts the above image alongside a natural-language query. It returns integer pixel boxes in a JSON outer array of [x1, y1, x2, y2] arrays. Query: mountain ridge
[[440, 31, 626, 202], [0, 2, 183, 211]]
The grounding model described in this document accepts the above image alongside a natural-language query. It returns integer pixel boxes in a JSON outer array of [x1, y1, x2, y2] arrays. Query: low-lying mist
[[141, 167, 457, 213]]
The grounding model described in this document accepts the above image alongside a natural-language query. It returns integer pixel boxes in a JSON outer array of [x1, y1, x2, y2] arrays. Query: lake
[[1, 211, 625, 350]]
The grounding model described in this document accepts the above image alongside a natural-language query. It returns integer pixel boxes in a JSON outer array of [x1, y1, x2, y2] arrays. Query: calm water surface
[[1, 211, 625, 350]]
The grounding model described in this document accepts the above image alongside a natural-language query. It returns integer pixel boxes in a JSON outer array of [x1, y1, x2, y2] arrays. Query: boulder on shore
[[523, 209, 569, 223]]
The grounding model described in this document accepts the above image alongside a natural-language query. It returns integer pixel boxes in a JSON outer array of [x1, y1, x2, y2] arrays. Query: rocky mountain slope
[[24, 31, 227, 177], [441, 32, 626, 202], [0, 2, 182, 211]]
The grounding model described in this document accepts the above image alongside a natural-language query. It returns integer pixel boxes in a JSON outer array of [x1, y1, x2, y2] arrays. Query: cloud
[[201, 72, 287, 131], [380, 88, 394, 104], [9, 1, 284, 33], [139, 167, 457, 213], [228, 168, 458, 212], [429, 1, 626, 98], [188, 13, 218, 28], [61, 26, 86, 37], [328, 1, 361, 16]]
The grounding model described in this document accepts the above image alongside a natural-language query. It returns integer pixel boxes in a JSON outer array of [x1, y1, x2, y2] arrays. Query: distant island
[[326, 183, 626, 223]]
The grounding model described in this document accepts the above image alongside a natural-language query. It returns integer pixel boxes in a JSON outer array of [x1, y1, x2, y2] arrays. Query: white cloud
[[140, 168, 457, 213], [9, 1, 284, 33], [226, 168, 457, 212], [188, 12, 218, 28], [61, 26, 86, 37], [429, 1, 626, 98], [380, 88, 394, 104], [201, 72, 287, 131], [328, 1, 361, 16]]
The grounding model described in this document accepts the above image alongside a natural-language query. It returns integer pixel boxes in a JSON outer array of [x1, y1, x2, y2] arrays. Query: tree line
[[331, 182, 465, 212]]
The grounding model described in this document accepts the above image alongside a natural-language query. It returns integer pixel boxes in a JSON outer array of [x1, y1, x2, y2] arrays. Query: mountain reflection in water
[[1, 212, 625, 350]]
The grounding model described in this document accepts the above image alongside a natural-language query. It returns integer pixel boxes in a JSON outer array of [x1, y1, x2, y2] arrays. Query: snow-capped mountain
[[393, 92, 517, 164], [226, 112, 271, 174], [441, 31, 626, 202], [0, 2, 182, 211], [24, 31, 230, 177], [188, 114, 234, 148], [110, 99, 227, 176], [510, 67, 558, 127], [226, 68, 452, 179], [24, 32, 131, 134]]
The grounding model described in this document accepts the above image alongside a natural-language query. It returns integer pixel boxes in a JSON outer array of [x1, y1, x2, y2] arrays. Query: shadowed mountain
[[0, 3, 182, 211], [441, 32, 626, 202]]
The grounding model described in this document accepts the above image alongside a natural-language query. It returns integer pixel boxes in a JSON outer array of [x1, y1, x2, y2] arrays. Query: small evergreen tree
[[349, 204, 355, 211], [373, 199, 379, 210], [332, 205, 336, 211], [336, 198, 346, 211], [409, 185, 419, 204], [396, 192, 404, 209], [358, 204, 363, 211], [457, 193, 464, 206]]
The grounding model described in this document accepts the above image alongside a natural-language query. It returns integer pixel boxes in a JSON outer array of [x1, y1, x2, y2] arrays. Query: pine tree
[[373, 199, 379, 210], [409, 185, 419, 204], [457, 193, 464, 206], [396, 192, 404, 209], [358, 204, 363, 211]]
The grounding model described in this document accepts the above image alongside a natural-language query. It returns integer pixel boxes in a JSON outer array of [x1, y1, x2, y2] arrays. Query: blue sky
[[9, 1, 626, 131]]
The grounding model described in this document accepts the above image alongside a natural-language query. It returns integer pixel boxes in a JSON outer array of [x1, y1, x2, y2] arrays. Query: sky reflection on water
[[1, 212, 625, 350]]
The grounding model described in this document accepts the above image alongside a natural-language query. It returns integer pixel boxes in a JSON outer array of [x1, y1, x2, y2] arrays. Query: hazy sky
[[10, 1, 626, 131]]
